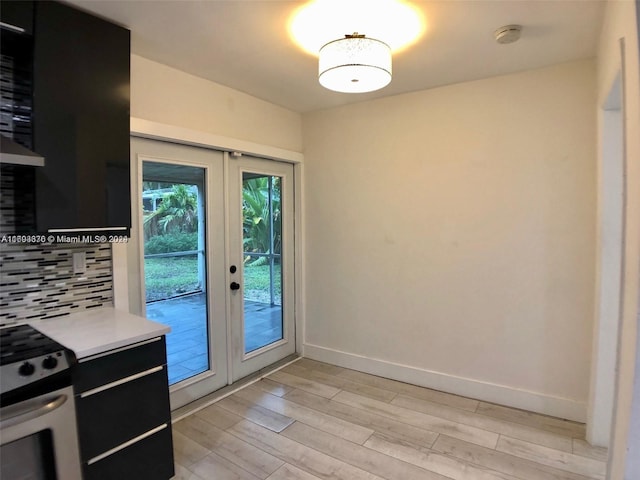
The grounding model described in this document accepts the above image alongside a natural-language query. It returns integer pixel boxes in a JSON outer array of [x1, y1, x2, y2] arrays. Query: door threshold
[[171, 354, 300, 423]]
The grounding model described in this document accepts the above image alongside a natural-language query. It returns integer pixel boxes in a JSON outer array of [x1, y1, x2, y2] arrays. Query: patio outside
[[146, 293, 282, 384]]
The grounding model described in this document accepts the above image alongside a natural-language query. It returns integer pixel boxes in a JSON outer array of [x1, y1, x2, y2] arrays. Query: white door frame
[[125, 121, 305, 363], [112, 118, 305, 407]]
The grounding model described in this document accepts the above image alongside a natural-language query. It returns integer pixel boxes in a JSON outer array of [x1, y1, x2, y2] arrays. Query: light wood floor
[[171, 358, 608, 480]]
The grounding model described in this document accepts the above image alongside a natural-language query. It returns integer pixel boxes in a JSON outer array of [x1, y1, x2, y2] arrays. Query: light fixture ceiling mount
[[494, 25, 522, 44], [318, 33, 392, 93], [289, 0, 425, 94]]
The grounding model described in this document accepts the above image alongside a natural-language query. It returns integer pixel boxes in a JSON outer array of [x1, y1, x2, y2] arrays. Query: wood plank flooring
[[171, 358, 607, 480]]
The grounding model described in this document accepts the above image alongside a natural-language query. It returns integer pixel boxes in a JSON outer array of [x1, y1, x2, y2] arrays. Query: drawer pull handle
[[0, 22, 26, 34], [48, 227, 128, 233], [80, 366, 164, 398], [79, 337, 162, 363], [87, 423, 168, 465]]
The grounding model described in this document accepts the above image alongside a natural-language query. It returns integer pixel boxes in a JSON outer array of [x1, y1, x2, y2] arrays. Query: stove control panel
[[1, 350, 72, 394]]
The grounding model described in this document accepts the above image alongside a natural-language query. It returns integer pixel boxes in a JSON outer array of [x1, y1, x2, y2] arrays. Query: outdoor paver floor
[[146, 292, 282, 384]]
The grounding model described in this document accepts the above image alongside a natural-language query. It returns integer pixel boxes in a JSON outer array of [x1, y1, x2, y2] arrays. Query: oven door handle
[[0, 394, 68, 429]]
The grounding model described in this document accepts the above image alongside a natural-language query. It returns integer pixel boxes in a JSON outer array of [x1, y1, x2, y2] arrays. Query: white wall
[[302, 60, 596, 421], [131, 55, 303, 152], [597, 0, 640, 478]]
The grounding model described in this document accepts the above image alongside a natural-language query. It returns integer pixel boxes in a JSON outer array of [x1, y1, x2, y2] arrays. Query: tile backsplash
[[0, 243, 113, 326]]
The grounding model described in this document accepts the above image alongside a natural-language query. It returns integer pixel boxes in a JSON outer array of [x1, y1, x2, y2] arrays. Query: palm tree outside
[[242, 175, 282, 305], [143, 178, 280, 304], [144, 184, 198, 238], [143, 183, 201, 302]]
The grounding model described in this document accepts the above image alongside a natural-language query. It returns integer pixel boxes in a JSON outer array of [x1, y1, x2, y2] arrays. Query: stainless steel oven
[[0, 324, 82, 480]]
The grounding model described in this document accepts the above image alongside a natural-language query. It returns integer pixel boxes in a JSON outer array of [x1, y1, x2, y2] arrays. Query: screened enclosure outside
[[142, 165, 287, 383], [142, 162, 209, 385], [242, 173, 284, 353]]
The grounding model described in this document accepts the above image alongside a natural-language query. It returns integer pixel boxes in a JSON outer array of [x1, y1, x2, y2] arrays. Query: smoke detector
[[494, 25, 522, 44]]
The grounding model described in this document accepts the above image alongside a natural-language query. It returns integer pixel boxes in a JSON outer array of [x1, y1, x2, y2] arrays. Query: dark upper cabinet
[[0, 2, 34, 151], [33, 1, 131, 235], [0, 1, 131, 236]]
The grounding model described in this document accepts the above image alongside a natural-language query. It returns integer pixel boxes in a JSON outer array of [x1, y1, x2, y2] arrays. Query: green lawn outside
[[145, 256, 200, 302], [243, 261, 282, 304], [145, 256, 281, 304]]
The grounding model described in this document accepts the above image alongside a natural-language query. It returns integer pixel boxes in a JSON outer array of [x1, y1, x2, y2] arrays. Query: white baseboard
[[303, 343, 587, 422]]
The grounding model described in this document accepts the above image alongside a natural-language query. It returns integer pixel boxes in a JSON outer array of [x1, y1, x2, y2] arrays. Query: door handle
[[230, 282, 240, 291], [0, 394, 68, 429]]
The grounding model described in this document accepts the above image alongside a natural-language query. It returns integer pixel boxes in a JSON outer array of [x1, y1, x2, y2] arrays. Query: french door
[[228, 155, 295, 381], [131, 138, 295, 410]]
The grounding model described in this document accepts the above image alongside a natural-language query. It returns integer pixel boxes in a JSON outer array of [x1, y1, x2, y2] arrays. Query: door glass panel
[[142, 162, 209, 384], [242, 173, 283, 353]]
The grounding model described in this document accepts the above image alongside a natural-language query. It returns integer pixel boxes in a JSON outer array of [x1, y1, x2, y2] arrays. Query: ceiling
[[65, 0, 605, 113]]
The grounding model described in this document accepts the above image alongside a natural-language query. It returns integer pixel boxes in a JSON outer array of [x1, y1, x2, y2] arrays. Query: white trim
[[135, 150, 146, 317], [610, 36, 635, 480], [294, 163, 305, 357], [131, 117, 304, 164], [588, 71, 624, 447], [303, 343, 587, 422]]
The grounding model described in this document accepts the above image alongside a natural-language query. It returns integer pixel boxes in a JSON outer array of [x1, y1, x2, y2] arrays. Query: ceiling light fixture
[[289, 1, 424, 94], [319, 33, 392, 93]]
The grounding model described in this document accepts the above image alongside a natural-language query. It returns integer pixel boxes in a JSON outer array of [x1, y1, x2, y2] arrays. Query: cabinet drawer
[[74, 337, 166, 393], [76, 367, 171, 460], [83, 425, 174, 480]]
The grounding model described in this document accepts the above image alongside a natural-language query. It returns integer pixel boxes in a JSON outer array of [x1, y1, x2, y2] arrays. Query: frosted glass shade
[[318, 36, 392, 93]]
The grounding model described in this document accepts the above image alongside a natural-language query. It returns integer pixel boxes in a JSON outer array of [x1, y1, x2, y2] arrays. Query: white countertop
[[31, 307, 170, 359]]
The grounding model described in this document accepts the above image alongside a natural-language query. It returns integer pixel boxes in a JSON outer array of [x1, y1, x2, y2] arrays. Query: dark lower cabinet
[[83, 427, 174, 480], [73, 337, 174, 480]]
